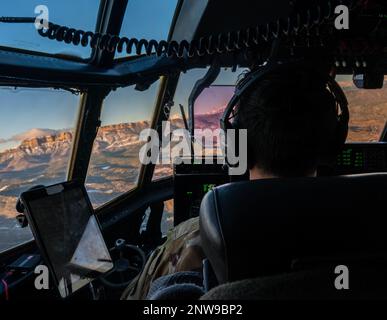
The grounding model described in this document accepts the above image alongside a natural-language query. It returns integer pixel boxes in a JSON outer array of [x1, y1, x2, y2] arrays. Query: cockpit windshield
[[0, 0, 178, 61], [0, 0, 100, 59], [115, 0, 178, 59]]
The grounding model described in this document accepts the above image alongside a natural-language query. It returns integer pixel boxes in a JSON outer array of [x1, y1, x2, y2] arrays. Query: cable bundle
[[37, 0, 356, 58]]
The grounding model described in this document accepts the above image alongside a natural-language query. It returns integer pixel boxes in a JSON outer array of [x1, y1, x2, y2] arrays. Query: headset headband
[[220, 60, 349, 131], [220, 59, 350, 170]]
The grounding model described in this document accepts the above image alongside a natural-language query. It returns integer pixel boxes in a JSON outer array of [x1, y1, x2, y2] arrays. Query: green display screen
[[203, 184, 216, 193], [337, 148, 365, 168], [186, 184, 217, 196]]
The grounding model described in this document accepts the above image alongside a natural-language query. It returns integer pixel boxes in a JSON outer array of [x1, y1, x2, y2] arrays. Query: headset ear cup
[[320, 77, 350, 158], [331, 79, 350, 155]]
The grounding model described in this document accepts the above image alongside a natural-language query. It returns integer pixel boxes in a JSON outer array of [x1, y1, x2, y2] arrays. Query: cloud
[[11, 128, 59, 142], [0, 128, 60, 146]]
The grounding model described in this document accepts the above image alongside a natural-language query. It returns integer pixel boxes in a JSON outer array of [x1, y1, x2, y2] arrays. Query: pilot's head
[[236, 65, 347, 180]]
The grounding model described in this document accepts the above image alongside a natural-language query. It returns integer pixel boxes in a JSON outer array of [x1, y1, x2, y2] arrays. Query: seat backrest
[[199, 174, 387, 284], [201, 263, 387, 300]]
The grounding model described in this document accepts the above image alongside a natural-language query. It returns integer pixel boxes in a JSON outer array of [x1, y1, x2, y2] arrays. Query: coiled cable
[[1, 0, 356, 58]]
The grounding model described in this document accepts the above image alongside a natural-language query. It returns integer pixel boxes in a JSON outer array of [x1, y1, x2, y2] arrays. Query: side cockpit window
[[0, 0, 100, 59], [0, 87, 79, 252], [339, 76, 387, 142], [86, 81, 160, 208], [152, 68, 247, 181], [115, 0, 178, 59]]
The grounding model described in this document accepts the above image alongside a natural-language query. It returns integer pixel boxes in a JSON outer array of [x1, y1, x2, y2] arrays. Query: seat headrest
[[199, 174, 387, 284]]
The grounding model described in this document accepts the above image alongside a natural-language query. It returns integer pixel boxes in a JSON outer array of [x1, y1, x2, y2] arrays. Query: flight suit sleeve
[[122, 217, 205, 300]]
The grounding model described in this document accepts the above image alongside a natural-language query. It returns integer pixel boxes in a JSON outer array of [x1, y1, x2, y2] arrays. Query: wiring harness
[[34, 0, 357, 58]]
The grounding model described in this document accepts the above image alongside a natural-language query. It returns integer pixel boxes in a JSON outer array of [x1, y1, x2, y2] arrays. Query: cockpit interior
[[0, 0, 387, 303]]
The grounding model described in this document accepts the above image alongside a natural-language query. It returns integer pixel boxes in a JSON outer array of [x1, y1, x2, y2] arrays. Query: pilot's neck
[[249, 167, 317, 180], [249, 167, 277, 180]]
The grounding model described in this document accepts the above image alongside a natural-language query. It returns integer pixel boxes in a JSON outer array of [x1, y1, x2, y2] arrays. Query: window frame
[[92, 1, 185, 213], [0, 0, 108, 64], [84, 78, 164, 209], [0, 0, 128, 253], [341, 78, 387, 144], [0, 0, 184, 251], [0, 85, 83, 254]]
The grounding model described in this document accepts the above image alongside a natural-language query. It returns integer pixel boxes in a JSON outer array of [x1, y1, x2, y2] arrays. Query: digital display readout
[[337, 149, 366, 168], [331, 144, 387, 175]]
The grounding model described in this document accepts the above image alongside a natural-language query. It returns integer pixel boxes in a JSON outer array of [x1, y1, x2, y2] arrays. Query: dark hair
[[237, 66, 340, 177]]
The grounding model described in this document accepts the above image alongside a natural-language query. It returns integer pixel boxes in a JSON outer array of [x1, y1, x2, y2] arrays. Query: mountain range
[[2, 86, 387, 211], [0, 111, 222, 214], [0, 112, 221, 251], [1, 85, 387, 251]]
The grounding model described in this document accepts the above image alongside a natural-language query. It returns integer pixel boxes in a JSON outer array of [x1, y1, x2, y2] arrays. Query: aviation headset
[[220, 60, 350, 169]]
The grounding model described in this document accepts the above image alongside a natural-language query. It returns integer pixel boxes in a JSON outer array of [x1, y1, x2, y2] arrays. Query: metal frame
[[0, 0, 204, 237], [0, 0, 129, 255], [68, 0, 129, 183], [0, 0, 186, 233], [134, 0, 184, 188], [1, 0, 386, 254], [93, 0, 186, 215]]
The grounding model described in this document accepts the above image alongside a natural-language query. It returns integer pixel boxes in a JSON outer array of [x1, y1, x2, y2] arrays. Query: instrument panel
[[174, 143, 387, 224], [173, 160, 229, 226], [319, 143, 387, 176]]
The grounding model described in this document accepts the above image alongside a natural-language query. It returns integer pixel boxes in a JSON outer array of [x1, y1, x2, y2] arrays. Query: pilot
[[123, 62, 347, 300]]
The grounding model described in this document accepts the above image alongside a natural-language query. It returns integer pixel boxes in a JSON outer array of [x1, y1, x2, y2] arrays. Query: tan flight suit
[[122, 217, 204, 300]]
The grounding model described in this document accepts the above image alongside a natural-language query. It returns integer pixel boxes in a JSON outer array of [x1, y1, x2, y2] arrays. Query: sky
[[0, 0, 100, 58], [0, 0, 253, 152], [0, 0, 179, 151], [0, 0, 178, 57], [195, 86, 235, 116]]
